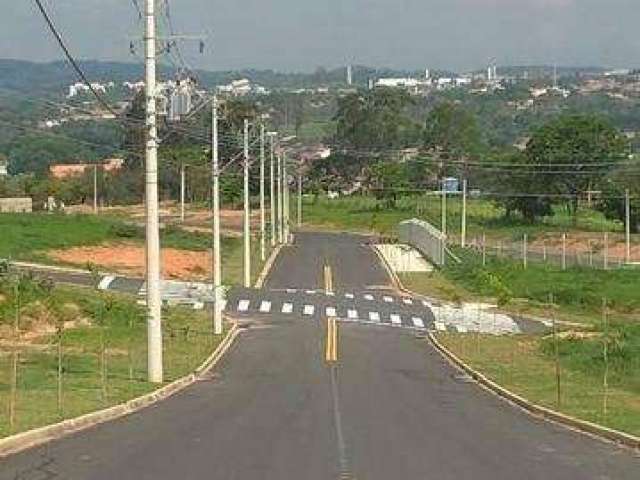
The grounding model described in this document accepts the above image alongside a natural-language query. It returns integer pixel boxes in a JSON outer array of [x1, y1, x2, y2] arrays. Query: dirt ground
[[66, 202, 259, 236], [530, 232, 640, 259], [48, 242, 212, 281]]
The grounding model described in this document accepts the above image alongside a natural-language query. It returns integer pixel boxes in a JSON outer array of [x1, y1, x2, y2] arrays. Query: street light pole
[[144, 0, 162, 383], [461, 178, 467, 248], [243, 119, 251, 288], [93, 164, 98, 214], [211, 96, 222, 335], [625, 189, 631, 264], [283, 154, 290, 243], [260, 124, 266, 262], [297, 171, 302, 228], [180, 163, 186, 222]]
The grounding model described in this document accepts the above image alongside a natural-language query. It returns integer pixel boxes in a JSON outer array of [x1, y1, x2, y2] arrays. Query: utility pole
[[180, 163, 186, 222], [625, 189, 631, 264], [283, 154, 290, 243], [297, 171, 302, 228], [277, 152, 283, 244], [93, 164, 98, 214], [144, 0, 162, 383], [260, 124, 266, 262], [441, 178, 447, 238], [269, 134, 276, 247], [243, 119, 251, 288], [461, 178, 467, 247], [211, 96, 222, 335]]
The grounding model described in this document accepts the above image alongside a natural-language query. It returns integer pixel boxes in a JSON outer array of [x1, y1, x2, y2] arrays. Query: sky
[[2, 0, 639, 72]]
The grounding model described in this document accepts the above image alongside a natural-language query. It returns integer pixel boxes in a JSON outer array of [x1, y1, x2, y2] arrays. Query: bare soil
[[48, 242, 212, 281]]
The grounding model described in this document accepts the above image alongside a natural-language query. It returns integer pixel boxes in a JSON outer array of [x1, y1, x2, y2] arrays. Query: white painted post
[[461, 178, 467, 248], [562, 233, 567, 271], [625, 189, 631, 264], [260, 124, 266, 262], [269, 135, 276, 247], [604, 232, 609, 270], [523, 233, 528, 269], [211, 97, 222, 335]]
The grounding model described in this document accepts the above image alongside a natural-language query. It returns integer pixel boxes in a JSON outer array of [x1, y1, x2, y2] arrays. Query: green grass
[[443, 247, 640, 320], [301, 195, 624, 239], [438, 331, 640, 437], [0, 281, 225, 438]]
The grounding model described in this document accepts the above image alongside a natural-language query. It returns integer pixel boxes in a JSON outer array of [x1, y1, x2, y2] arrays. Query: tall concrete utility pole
[[260, 124, 266, 262], [211, 96, 222, 335], [277, 152, 283, 244], [283, 154, 290, 242], [297, 172, 302, 228], [243, 119, 251, 288], [461, 179, 467, 247], [625, 189, 631, 264], [144, 0, 162, 383], [180, 163, 186, 222], [93, 164, 98, 214], [269, 134, 276, 247]]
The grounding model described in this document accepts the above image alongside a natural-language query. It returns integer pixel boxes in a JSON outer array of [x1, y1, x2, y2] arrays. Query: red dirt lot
[[48, 243, 212, 281]]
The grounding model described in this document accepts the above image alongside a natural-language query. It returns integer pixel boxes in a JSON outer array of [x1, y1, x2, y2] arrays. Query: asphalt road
[[2, 232, 639, 479]]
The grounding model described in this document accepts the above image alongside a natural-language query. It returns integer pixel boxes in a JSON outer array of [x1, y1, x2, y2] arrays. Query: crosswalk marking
[[305, 290, 316, 294], [347, 309, 358, 320], [286, 289, 297, 294], [303, 304, 315, 316], [369, 311, 380, 322], [344, 293, 355, 299], [434, 321, 446, 332], [383, 296, 393, 303], [390, 314, 402, 326], [326, 292, 335, 297], [238, 300, 250, 312], [282, 302, 293, 314], [326, 307, 337, 317], [412, 317, 425, 329], [259, 301, 272, 313], [402, 298, 413, 305], [364, 294, 374, 301]]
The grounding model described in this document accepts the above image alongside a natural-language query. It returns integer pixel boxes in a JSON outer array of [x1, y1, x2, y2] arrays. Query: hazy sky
[[3, 0, 639, 72]]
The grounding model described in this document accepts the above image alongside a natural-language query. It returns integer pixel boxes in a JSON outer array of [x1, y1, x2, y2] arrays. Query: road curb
[[428, 331, 640, 451], [0, 322, 241, 458], [255, 243, 283, 289], [379, 246, 640, 451]]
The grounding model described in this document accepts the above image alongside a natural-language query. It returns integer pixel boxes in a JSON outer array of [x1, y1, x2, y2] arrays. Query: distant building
[[49, 158, 124, 179], [217, 79, 269, 97]]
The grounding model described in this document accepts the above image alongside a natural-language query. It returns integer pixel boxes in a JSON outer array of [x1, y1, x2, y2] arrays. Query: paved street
[[2, 232, 639, 479]]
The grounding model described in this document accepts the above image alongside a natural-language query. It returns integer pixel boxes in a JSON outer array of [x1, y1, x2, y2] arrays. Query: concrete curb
[[255, 243, 283, 289], [8, 260, 109, 276], [428, 332, 640, 451], [377, 245, 640, 451], [0, 322, 242, 458]]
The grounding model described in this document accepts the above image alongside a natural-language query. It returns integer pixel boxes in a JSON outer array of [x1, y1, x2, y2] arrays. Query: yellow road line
[[325, 318, 339, 363]]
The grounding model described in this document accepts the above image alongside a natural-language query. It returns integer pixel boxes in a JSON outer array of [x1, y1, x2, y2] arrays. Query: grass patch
[[0, 276, 226, 438], [438, 329, 640, 437]]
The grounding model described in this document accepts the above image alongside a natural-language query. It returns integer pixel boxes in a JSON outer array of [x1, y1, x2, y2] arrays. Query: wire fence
[[464, 233, 638, 270], [0, 319, 223, 438]]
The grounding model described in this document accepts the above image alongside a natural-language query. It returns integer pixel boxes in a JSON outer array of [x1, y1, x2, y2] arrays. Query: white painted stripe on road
[[259, 301, 272, 313], [455, 325, 468, 333], [326, 291, 335, 297], [303, 304, 315, 316], [364, 294, 374, 301], [238, 300, 250, 312], [369, 311, 380, 322], [305, 290, 317, 294], [412, 317, 425, 329], [286, 288, 297, 294], [390, 314, 402, 326], [282, 302, 293, 314], [326, 307, 337, 317], [344, 293, 355, 299], [434, 321, 446, 332], [383, 296, 394, 303], [402, 298, 413, 305], [98, 275, 116, 291], [347, 309, 358, 320]]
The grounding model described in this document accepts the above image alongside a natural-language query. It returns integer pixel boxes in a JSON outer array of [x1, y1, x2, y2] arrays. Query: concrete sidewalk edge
[[0, 322, 241, 458]]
